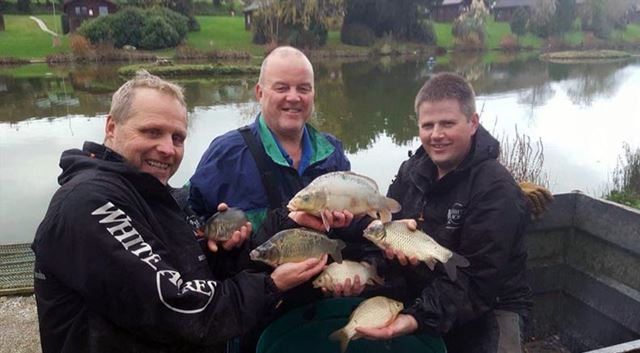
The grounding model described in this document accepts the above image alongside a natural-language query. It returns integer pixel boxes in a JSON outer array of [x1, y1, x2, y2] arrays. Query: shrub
[[78, 16, 112, 45], [109, 7, 145, 48], [79, 7, 188, 50], [500, 35, 519, 50], [70, 34, 92, 56], [139, 16, 180, 50], [340, 22, 376, 47], [407, 20, 437, 44]]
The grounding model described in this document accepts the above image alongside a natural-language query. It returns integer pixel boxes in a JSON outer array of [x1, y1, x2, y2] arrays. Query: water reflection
[[1, 54, 639, 244]]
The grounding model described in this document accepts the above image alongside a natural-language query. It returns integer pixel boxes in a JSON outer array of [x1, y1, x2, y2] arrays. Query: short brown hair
[[109, 70, 186, 123], [414, 72, 476, 120]]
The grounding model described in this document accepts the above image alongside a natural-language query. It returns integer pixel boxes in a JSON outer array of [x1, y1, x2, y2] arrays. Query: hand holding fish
[[385, 248, 420, 267], [270, 254, 328, 291], [355, 313, 419, 340], [322, 275, 365, 297], [288, 209, 354, 232], [206, 203, 252, 253]]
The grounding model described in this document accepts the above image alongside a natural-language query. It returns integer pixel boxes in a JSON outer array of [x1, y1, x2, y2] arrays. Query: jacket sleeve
[[403, 179, 529, 336], [35, 180, 281, 346]]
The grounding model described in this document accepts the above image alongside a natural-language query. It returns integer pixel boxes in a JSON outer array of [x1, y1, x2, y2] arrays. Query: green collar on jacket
[[257, 114, 336, 168]]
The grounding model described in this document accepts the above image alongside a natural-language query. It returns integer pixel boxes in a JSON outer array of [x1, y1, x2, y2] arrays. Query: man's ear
[[105, 115, 116, 143], [470, 112, 479, 134], [255, 83, 263, 101]]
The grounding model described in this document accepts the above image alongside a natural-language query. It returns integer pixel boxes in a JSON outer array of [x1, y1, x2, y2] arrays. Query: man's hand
[[519, 182, 554, 220], [321, 275, 365, 297], [355, 314, 419, 340], [289, 209, 354, 232], [366, 219, 419, 266], [207, 203, 252, 253], [270, 254, 328, 292]]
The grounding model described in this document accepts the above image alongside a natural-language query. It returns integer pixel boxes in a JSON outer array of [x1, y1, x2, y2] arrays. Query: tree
[[253, 0, 344, 46], [452, 0, 489, 48], [550, 0, 576, 34], [510, 7, 529, 37], [528, 0, 556, 38], [17, 0, 31, 13], [342, 0, 442, 43]]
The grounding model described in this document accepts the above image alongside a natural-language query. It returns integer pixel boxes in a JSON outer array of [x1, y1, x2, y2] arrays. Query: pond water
[[1, 54, 639, 244]]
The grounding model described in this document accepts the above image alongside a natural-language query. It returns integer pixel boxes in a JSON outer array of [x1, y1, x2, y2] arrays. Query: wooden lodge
[[63, 0, 117, 32]]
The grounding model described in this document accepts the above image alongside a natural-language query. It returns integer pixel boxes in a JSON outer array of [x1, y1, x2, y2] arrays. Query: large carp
[[312, 260, 384, 291], [287, 171, 401, 230], [329, 296, 404, 353], [249, 228, 346, 267], [363, 220, 470, 281]]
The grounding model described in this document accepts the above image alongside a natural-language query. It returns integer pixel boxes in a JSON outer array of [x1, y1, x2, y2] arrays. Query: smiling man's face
[[104, 88, 187, 185], [418, 98, 478, 179], [255, 52, 315, 140]]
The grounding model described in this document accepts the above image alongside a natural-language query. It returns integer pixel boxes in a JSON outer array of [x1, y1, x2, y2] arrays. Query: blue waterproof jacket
[[189, 115, 351, 229]]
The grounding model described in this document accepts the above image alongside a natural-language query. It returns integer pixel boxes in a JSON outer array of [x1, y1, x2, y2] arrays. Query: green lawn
[[435, 19, 543, 49], [185, 16, 262, 55], [0, 15, 69, 59]]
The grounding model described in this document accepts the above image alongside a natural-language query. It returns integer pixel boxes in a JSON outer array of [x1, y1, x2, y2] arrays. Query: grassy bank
[[118, 63, 260, 77], [540, 50, 631, 62], [0, 15, 69, 59]]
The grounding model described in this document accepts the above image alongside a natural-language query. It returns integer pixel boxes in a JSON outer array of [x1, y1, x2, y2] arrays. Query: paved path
[[28, 16, 58, 37]]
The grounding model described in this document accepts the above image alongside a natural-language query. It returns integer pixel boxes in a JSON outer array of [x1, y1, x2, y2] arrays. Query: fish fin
[[379, 209, 392, 223], [367, 210, 378, 219], [321, 210, 331, 232], [331, 239, 346, 264], [384, 196, 402, 213], [371, 274, 385, 286], [329, 328, 350, 353], [425, 258, 436, 271], [443, 252, 470, 281]]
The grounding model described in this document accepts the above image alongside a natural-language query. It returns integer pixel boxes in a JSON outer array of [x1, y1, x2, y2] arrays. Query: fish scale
[[363, 220, 470, 281]]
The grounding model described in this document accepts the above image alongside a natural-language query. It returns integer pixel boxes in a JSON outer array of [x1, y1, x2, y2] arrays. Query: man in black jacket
[[356, 73, 532, 353], [31, 70, 327, 353]]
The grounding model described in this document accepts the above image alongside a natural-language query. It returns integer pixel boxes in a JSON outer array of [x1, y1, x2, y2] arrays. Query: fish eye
[[302, 195, 310, 202]]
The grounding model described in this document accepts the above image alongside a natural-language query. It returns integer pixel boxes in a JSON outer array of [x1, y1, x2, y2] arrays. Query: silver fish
[[312, 260, 384, 291], [249, 228, 346, 267], [363, 220, 470, 281], [203, 207, 248, 242], [287, 171, 401, 231], [329, 296, 404, 353]]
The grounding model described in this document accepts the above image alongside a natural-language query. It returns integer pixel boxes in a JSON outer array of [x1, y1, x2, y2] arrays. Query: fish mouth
[[286, 200, 298, 211], [249, 250, 259, 260]]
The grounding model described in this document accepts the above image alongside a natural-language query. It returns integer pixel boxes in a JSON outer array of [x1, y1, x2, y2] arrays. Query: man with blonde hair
[[32, 70, 327, 353]]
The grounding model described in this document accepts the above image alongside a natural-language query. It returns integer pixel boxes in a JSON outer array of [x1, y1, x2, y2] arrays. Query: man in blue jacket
[[189, 46, 351, 232]]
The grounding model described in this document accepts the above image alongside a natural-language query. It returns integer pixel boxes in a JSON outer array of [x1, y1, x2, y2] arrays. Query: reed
[[603, 143, 640, 209], [495, 126, 549, 187]]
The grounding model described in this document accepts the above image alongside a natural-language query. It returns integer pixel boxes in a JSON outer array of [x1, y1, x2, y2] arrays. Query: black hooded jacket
[[387, 126, 532, 336], [32, 142, 281, 353]]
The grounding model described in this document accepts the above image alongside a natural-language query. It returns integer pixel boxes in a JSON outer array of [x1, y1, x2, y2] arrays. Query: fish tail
[[330, 239, 346, 264], [443, 252, 470, 281], [329, 328, 350, 353]]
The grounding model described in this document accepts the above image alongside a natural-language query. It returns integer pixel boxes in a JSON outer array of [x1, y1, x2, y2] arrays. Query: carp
[[203, 207, 248, 242], [249, 228, 346, 267], [312, 260, 384, 291], [329, 296, 404, 353], [287, 171, 401, 231], [363, 220, 470, 281]]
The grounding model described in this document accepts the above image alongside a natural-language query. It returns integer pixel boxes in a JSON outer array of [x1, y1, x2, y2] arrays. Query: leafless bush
[[496, 126, 549, 187]]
